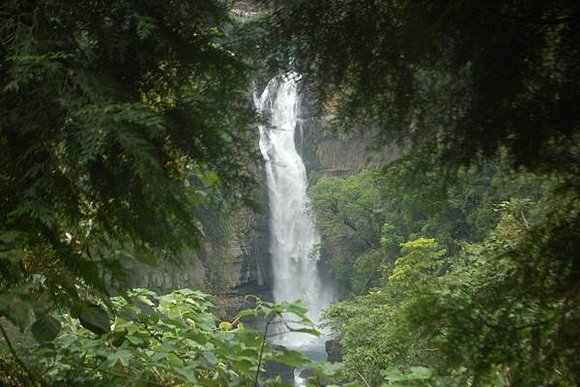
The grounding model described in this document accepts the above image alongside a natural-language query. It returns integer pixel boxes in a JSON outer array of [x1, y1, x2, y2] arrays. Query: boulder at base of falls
[[325, 339, 343, 363]]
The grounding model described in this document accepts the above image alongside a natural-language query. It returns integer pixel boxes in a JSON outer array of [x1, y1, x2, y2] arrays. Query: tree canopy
[[1, 0, 257, 327], [260, 1, 580, 384], [265, 0, 580, 170]]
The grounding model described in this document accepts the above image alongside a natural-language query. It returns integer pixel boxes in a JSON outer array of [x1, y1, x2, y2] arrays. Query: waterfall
[[256, 74, 333, 348]]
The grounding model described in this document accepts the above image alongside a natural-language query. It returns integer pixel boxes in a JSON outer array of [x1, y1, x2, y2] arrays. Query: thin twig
[[356, 370, 371, 387], [254, 318, 271, 387], [520, 209, 530, 230]]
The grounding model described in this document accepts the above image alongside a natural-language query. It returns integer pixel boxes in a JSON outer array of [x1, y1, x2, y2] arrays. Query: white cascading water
[[256, 74, 333, 350]]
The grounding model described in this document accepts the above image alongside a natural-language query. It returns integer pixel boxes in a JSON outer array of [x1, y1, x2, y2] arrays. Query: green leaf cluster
[[263, 1, 580, 384], [266, 0, 580, 173], [320, 166, 580, 385], [309, 153, 549, 296], [0, 0, 259, 328], [3, 289, 323, 386]]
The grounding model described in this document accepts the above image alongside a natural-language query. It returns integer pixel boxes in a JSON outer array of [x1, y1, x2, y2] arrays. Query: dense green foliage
[[309, 171, 385, 294], [310, 162, 580, 385], [1, 288, 328, 386], [0, 0, 258, 329], [266, 0, 580, 171], [310, 157, 551, 295], [263, 2, 580, 384]]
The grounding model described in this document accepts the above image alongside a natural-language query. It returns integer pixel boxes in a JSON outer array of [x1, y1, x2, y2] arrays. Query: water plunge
[[256, 74, 334, 349]]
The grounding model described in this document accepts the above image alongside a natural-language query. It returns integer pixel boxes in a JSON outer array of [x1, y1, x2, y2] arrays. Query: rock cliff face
[[300, 117, 404, 180], [297, 83, 405, 181], [126, 183, 273, 297], [227, 201, 273, 296]]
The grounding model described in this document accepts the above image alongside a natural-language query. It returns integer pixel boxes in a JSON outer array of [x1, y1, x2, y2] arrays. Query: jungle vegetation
[[266, 0, 580, 384]]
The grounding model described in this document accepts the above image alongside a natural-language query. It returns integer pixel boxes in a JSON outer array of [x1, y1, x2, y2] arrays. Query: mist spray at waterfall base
[[256, 73, 335, 367]]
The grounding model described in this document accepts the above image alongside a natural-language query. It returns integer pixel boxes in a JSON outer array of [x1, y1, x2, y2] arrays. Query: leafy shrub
[[2, 288, 329, 386]]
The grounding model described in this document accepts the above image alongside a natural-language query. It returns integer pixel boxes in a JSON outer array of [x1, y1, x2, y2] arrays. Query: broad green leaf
[[174, 366, 198, 383], [151, 352, 167, 362], [200, 171, 220, 187], [235, 308, 259, 320], [234, 359, 255, 372], [202, 351, 218, 366], [31, 314, 61, 343], [104, 349, 133, 366], [167, 353, 184, 368], [382, 367, 404, 381], [287, 327, 320, 337], [265, 350, 308, 367], [315, 361, 343, 377], [79, 304, 111, 335], [285, 302, 308, 316]]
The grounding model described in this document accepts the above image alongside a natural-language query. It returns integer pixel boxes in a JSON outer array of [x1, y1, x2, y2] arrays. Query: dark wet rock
[[325, 339, 343, 363], [299, 367, 316, 379]]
